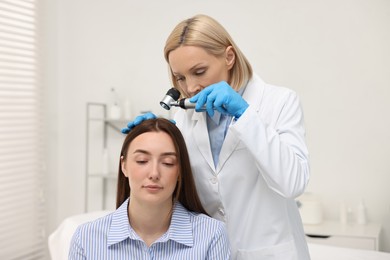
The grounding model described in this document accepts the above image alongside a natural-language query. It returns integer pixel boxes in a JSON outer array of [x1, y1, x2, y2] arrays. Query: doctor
[[123, 14, 310, 260]]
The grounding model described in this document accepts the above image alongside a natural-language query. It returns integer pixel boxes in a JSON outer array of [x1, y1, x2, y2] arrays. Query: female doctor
[[123, 14, 310, 260]]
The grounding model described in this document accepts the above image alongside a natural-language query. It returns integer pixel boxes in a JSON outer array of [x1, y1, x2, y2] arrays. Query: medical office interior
[[1, 0, 390, 259]]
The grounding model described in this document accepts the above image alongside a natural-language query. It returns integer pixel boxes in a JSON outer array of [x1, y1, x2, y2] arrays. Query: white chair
[[48, 210, 112, 260]]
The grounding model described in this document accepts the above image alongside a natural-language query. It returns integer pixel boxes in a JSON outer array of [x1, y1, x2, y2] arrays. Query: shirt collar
[[208, 111, 222, 125], [107, 199, 194, 248], [107, 198, 137, 247], [158, 202, 193, 247], [238, 84, 247, 96]]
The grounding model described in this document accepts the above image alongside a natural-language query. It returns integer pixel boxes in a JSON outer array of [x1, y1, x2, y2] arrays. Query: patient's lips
[[143, 184, 163, 192]]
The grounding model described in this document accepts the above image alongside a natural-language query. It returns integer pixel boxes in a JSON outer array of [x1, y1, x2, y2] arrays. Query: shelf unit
[[85, 102, 128, 212]]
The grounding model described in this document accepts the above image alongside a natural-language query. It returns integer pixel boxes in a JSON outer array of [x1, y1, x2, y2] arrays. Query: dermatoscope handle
[[174, 99, 206, 111], [179, 99, 195, 109]]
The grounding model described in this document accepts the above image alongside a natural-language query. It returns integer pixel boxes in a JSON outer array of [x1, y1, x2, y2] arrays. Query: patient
[[69, 118, 230, 259]]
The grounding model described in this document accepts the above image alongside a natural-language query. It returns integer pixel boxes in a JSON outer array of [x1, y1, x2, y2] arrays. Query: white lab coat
[[174, 74, 311, 260]]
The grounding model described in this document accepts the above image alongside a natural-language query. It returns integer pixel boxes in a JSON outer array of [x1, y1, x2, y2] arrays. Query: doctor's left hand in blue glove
[[121, 112, 157, 134], [189, 81, 248, 118], [121, 112, 176, 134]]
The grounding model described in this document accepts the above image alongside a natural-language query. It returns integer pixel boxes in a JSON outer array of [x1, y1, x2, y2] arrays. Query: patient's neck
[[128, 198, 173, 247]]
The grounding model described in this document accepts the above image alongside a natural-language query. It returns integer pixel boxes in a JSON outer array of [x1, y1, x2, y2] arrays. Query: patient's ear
[[120, 156, 128, 177]]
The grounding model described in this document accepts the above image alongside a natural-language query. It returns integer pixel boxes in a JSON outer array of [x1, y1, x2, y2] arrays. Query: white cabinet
[[304, 220, 381, 251]]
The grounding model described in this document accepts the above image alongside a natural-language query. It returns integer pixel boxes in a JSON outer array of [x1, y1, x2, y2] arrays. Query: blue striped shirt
[[207, 86, 246, 167], [207, 112, 232, 167], [69, 198, 231, 260]]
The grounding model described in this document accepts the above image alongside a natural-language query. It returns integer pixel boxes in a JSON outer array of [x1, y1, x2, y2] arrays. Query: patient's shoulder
[[75, 211, 114, 235]]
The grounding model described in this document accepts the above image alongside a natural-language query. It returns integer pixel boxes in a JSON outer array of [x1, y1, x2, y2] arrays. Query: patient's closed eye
[[136, 160, 148, 164]]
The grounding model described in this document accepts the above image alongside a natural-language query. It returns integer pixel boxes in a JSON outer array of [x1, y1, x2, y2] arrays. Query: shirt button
[[218, 208, 225, 216], [210, 177, 218, 184]]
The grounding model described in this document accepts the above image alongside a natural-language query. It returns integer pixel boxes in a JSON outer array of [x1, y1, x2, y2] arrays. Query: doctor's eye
[[175, 76, 185, 82], [194, 69, 206, 76]]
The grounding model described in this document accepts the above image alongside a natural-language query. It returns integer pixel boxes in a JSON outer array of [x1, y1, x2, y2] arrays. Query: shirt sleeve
[[206, 222, 231, 260], [68, 227, 86, 260]]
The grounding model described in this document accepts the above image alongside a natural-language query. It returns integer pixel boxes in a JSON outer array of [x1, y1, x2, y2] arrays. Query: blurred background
[[1, 0, 389, 259]]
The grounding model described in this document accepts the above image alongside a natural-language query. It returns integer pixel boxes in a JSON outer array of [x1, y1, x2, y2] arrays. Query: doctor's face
[[121, 131, 179, 207], [168, 45, 234, 97]]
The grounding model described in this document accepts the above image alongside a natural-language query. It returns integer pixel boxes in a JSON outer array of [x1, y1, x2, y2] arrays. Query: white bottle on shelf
[[109, 103, 121, 119], [108, 87, 122, 120], [346, 206, 354, 223], [340, 201, 348, 224], [357, 199, 367, 225]]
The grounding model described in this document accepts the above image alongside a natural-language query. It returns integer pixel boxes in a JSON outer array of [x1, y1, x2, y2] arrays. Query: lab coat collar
[[242, 74, 265, 112], [190, 74, 265, 121], [190, 74, 265, 172], [217, 74, 265, 171], [192, 112, 215, 171]]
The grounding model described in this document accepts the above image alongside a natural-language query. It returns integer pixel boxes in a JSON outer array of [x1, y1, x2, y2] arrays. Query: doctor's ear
[[225, 46, 235, 69]]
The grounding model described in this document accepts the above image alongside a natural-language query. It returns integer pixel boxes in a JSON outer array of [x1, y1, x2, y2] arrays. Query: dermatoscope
[[160, 88, 206, 111]]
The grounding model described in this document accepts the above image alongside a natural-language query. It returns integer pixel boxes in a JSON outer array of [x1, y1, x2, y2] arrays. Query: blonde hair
[[164, 14, 252, 98]]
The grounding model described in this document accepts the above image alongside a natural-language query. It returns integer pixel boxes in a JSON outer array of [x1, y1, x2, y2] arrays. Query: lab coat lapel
[[216, 124, 240, 173], [192, 112, 216, 171], [216, 75, 265, 172], [243, 74, 265, 112]]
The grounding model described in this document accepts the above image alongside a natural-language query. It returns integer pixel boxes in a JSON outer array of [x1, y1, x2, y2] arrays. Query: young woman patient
[[69, 118, 230, 260]]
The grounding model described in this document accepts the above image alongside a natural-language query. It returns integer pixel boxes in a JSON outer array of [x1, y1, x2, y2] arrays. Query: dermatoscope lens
[[160, 88, 180, 110], [160, 102, 170, 110]]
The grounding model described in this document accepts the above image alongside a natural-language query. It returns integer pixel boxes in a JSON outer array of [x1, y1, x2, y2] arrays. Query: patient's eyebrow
[[161, 152, 177, 157], [133, 149, 150, 155], [133, 149, 177, 157]]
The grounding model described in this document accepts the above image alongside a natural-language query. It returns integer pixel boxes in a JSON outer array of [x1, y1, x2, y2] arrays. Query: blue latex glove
[[189, 81, 248, 118], [121, 112, 156, 134], [121, 113, 176, 134]]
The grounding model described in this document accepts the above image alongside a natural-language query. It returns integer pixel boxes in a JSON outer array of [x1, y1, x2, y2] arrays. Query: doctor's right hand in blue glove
[[121, 112, 156, 134], [189, 81, 248, 119]]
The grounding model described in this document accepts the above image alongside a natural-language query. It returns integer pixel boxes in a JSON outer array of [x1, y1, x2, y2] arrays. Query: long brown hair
[[116, 118, 208, 215]]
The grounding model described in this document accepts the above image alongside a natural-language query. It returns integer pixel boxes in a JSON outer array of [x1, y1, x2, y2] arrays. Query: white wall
[[44, 0, 390, 251]]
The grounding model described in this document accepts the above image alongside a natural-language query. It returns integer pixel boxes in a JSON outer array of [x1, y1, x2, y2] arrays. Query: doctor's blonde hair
[[164, 14, 253, 98]]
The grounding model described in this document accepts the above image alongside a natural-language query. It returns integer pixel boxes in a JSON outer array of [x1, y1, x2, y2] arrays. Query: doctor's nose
[[186, 79, 201, 97]]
